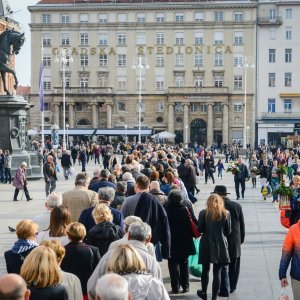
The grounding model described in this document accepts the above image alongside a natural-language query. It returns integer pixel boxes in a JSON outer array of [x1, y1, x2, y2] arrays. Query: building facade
[[28, 0, 257, 146], [256, 0, 300, 146]]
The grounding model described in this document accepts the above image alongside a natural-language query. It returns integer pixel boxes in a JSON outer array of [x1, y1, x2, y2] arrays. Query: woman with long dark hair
[[197, 194, 231, 300]]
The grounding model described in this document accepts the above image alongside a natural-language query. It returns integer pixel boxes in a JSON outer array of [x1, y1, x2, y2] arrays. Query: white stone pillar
[[222, 104, 229, 145], [168, 104, 174, 133], [68, 103, 74, 128], [207, 104, 213, 147], [106, 104, 112, 128], [92, 103, 98, 128], [183, 103, 189, 144], [53, 104, 60, 126]]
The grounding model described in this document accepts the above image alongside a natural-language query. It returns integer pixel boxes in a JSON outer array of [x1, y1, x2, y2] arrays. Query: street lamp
[[124, 124, 128, 144], [237, 56, 255, 149], [185, 125, 189, 145], [132, 56, 149, 144], [66, 123, 69, 149], [55, 48, 73, 150]]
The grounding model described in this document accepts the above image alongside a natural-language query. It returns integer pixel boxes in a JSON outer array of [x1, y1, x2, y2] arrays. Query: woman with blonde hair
[[20, 246, 68, 299], [107, 244, 170, 300], [86, 203, 124, 256], [4, 219, 39, 274], [40, 240, 82, 300], [196, 194, 231, 300], [37, 206, 71, 246]]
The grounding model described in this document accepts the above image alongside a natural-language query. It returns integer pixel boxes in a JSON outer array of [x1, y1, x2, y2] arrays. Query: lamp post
[[124, 124, 128, 144], [237, 56, 255, 149], [132, 56, 149, 144], [185, 125, 189, 145], [66, 123, 69, 149], [55, 48, 73, 150]]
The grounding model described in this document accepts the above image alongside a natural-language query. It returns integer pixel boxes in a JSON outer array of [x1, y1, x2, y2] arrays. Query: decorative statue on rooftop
[[0, 29, 25, 95]]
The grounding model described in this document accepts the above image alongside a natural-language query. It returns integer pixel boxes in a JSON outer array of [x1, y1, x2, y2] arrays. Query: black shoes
[[27, 198, 33, 201], [182, 288, 189, 293], [13, 199, 18, 201], [218, 292, 229, 297], [171, 290, 179, 294], [8, 226, 16, 232], [236, 197, 240, 200], [197, 290, 207, 300]]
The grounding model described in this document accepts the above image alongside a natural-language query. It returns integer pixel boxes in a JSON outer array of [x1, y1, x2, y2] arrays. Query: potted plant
[[273, 180, 294, 210]]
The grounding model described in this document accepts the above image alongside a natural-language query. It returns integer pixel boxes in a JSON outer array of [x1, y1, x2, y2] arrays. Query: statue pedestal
[[0, 95, 42, 179]]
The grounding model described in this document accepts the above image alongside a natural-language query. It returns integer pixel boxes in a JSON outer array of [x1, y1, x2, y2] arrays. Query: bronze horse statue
[[0, 30, 25, 95]]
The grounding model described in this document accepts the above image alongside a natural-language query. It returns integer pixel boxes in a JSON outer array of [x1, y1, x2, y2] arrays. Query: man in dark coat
[[212, 185, 245, 296], [182, 159, 197, 203], [234, 156, 249, 200], [89, 169, 116, 193]]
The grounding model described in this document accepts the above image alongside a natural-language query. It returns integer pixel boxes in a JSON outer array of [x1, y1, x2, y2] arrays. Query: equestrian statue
[[0, 29, 25, 95]]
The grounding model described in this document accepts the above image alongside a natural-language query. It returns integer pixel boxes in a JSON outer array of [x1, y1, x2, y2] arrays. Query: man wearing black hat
[[212, 185, 245, 296]]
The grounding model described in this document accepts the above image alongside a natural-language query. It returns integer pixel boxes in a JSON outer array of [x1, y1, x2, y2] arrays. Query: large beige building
[[28, 0, 257, 146]]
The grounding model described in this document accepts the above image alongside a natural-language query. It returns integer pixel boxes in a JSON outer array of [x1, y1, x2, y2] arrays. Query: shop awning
[[95, 129, 152, 136]]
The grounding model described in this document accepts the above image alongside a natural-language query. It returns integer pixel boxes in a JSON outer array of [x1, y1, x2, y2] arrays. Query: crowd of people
[[2, 141, 300, 299]]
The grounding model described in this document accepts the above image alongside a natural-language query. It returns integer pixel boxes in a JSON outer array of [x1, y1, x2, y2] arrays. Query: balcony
[[168, 86, 228, 95], [261, 112, 300, 119], [53, 87, 113, 95], [257, 16, 282, 26]]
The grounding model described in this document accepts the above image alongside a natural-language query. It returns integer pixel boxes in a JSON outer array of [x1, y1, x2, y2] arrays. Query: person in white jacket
[[106, 244, 170, 300]]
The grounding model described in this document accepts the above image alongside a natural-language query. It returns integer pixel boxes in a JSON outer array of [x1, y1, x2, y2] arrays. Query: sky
[[7, 0, 37, 86]]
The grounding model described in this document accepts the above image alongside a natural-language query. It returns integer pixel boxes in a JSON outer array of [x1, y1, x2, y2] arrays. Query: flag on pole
[[39, 62, 44, 112]]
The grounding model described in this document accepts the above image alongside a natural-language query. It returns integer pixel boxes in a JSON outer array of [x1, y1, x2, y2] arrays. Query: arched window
[[77, 119, 91, 126]]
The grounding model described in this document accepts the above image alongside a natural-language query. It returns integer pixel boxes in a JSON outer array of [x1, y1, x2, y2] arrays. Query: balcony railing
[[257, 16, 282, 25], [168, 86, 228, 94], [261, 112, 300, 119], [53, 87, 113, 94]]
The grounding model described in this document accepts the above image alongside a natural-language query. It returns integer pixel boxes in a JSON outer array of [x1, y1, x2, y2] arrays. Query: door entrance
[[190, 119, 207, 146]]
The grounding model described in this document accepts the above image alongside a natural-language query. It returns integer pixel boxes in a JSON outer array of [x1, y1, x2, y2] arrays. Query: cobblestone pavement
[[0, 162, 293, 299]]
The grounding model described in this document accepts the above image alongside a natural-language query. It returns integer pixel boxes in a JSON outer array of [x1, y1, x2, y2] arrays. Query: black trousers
[[235, 179, 245, 198], [168, 257, 189, 291], [201, 263, 223, 300], [14, 186, 30, 201], [229, 257, 240, 291], [205, 170, 215, 184]]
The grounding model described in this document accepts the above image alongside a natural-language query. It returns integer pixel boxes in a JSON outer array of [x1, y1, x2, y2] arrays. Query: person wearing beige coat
[[62, 173, 98, 222]]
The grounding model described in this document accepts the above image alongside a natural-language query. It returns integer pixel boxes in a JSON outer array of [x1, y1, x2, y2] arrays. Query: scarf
[[11, 239, 39, 254]]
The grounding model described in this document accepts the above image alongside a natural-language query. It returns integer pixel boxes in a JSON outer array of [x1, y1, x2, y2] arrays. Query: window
[[175, 54, 184, 66], [285, 49, 292, 63], [286, 27, 292, 40], [80, 78, 88, 89], [99, 33, 108, 45], [194, 75, 203, 87], [214, 74, 223, 87], [64, 77, 70, 88], [200, 104, 207, 112], [136, 102, 145, 113], [99, 14, 108, 23], [99, 77, 108, 88], [268, 73, 275, 87], [233, 53, 243, 66], [214, 11, 223, 21], [136, 32, 146, 45], [234, 75, 243, 90], [175, 32, 184, 45], [80, 54, 88, 67], [194, 54, 204, 67], [136, 14, 145, 22], [234, 31, 244, 44], [285, 72, 292, 87], [234, 103, 243, 112], [118, 101, 126, 112], [117, 14, 127, 22], [61, 33, 70, 45], [194, 32, 204, 45], [42, 33, 51, 46], [117, 77, 127, 90], [155, 32, 165, 45], [286, 9, 292, 19], [155, 55, 165, 67], [269, 49, 276, 63], [175, 76, 184, 87], [80, 13, 88, 23], [156, 13, 165, 22], [214, 103, 223, 113], [284, 99, 292, 112], [61, 15, 69, 23], [156, 102, 164, 112], [43, 81, 51, 90], [136, 76, 146, 90], [117, 33, 127, 45], [80, 33, 88, 45], [195, 12, 204, 21], [43, 56, 51, 67], [214, 53, 223, 66], [190, 103, 197, 112], [44, 103, 50, 111], [269, 9, 276, 21], [155, 76, 165, 91], [269, 28, 276, 40], [118, 54, 127, 67], [76, 103, 83, 111], [234, 11, 244, 22], [268, 99, 275, 113], [99, 54, 108, 67], [214, 31, 224, 44], [175, 13, 184, 22], [42, 14, 51, 23]]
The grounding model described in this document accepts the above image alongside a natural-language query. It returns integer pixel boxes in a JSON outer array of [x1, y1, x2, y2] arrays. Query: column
[[92, 103, 98, 128], [106, 104, 112, 128], [222, 104, 229, 145], [68, 103, 74, 128], [207, 103, 213, 147], [183, 103, 189, 144], [53, 104, 60, 126], [168, 103, 174, 133]]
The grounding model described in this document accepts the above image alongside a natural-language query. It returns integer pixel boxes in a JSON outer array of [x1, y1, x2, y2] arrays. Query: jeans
[[63, 167, 70, 179], [81, 161, 86, 172], [4, 168, 11, 183], [270, 177, 280, 201], [168, 257, 189, 292], [95, 156, 100, 165], [201, 263, 223, 300], [14, 185, 30, 200], [0, 165, 4, 182], [219, 264, 230, 296], [45, 178, 56, 196], [218, 170, 223, 177], [154, 242, 162, 262]]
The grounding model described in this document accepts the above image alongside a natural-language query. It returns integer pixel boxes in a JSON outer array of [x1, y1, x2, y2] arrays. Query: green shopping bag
[[188, 238, 202, 277]]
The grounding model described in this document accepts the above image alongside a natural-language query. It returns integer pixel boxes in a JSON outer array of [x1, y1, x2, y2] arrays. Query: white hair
[[46, 192, 63, 208], [93, 168, 101, 177], [95, 274, 129, 300], [128, 221, 151, 242], [20, 162, 27, 168], [122, 172, 134, 181]]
